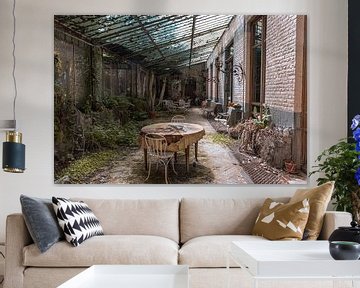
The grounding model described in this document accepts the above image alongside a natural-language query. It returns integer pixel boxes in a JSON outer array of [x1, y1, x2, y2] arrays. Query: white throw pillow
[[52, 197, 103, 246]]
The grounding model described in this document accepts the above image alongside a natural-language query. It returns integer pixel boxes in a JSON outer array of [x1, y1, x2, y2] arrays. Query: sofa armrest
[[4, 213, 33, 288], [318, 211, 352, 240]]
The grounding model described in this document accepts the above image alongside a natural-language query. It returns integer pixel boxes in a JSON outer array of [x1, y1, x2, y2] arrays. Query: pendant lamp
[[1, 0, 26, 173]]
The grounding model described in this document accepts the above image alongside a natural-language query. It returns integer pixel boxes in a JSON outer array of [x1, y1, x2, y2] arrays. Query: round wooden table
[[140, 122, 205, 172]]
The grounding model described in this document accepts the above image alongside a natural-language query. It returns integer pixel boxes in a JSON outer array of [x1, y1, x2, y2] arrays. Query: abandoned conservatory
[[54, 15, 307, 185]]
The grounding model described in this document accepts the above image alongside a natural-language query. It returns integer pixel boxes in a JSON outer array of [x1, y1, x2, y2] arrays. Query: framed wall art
[[54, 14, 307, 185]]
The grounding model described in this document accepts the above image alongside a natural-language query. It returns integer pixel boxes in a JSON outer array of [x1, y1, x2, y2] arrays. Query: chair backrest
[[165, 100, 176, 111], [145, 134, 168, 157], [178, 99, 185, 106], [171, 115, 186, 123]]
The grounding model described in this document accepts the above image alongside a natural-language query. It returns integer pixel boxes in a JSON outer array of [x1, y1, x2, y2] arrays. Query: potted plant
[[310, 115, 360, 222], [284, 159, 297, 174]]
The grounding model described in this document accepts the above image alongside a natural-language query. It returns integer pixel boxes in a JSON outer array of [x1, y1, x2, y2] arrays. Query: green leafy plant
[[310, 115, 360, 222], [310, 138, 360, 221], [252, 104, 272, 128]]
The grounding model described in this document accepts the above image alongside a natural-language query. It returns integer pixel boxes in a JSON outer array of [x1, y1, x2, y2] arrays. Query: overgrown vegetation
[[56, 150, 119, 184], [209, 133, 234, 146], [54, 48, 148, 177], [85, 120, 141, 150], [54, 43, 184, 180], [229, 120, 293, 169]]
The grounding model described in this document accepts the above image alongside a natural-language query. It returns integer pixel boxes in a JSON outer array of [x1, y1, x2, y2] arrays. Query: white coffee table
[[58, 265, 189, 288], [228, 241, 360, 288]]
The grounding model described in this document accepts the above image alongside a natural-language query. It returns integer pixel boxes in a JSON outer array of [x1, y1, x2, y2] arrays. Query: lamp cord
[[0, 251, 4, 284], [12, 0, 17, 128]]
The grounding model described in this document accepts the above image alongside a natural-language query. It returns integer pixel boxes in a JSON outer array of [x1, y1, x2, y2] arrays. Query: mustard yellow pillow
[[252, 198, 310, 240], [289, 181, 334, 240]]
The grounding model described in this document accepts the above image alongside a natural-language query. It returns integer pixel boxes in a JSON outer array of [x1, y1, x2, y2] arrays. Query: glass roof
[[55, 15, 234, 71]]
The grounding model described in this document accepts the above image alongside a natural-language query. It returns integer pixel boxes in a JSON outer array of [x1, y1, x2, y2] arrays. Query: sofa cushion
[[290, 181, 334, 240], [72, 198, 179, 243], [252, 198, 310, 240], [180, 198, 289, 243], [179, 235, 267, 268], [20, 195, 64, 253], [52, 197, 104, 247], [23, 235, 178, 267]]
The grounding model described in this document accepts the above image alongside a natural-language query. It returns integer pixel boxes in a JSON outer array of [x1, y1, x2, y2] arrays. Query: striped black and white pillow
[[52, 197, 103, 247]]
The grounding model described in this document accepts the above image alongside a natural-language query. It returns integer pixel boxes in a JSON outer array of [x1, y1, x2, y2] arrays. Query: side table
[[227, 240, 360, 288]]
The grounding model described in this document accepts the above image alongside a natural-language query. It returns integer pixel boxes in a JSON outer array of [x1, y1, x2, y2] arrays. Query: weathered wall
[[265, 15, 297, 128], [233, 18, 246, 108], [54, 31, 91, 108], [163, 63, 206, 104], [207, 15, 299, 128], [207, 16, 245, 107]]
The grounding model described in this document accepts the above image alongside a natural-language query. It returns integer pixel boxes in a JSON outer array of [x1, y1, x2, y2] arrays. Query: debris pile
[[229, 120, 293, 169]]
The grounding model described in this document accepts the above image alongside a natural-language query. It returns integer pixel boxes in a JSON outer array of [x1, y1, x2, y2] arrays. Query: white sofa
[[4, 198, 352, 288]]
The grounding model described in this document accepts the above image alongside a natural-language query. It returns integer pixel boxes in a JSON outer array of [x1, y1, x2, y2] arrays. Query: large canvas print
[[54, 15, 307, 184]]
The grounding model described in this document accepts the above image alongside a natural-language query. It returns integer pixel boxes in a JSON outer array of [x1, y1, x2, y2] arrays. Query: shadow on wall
[[129, 0, 170, 11]]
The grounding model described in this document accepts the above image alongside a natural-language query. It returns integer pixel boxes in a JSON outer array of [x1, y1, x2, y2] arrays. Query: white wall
[[0, 0, 348, 242]]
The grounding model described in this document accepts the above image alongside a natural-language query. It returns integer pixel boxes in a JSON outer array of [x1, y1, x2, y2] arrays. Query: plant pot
[[284, 160, 297, 174], [329, 221, 360, 244], [329, 241, 360, 260]]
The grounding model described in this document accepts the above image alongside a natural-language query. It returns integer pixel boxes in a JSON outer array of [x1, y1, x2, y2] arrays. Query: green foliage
[[85, 121, 140, 150], [252, 105, 272, 128], [57, 150, 118, 183], [209, 133, 234, 146], [310, 139, 360, 212], [102, 95, 134, 123]]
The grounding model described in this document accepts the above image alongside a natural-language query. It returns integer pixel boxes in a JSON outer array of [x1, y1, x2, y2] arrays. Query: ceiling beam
[[97, 15, 192, 43], [133, 15, 165, 61], [188, 15, 197, 68], [54, 19, 96, 47], [147, 49, 212, 69], [144, 40, 217, 66], [124, 23, 228, 59]]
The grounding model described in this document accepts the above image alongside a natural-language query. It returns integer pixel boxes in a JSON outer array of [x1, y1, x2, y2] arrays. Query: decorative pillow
[[52, 197, 104, 247], [20, 195, 64, 253], [289, 181, 334, 240], [252, 198, 310, 240]]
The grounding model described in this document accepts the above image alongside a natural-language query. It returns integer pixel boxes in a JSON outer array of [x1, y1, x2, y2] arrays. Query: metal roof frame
[[55, 14, 234, 72]]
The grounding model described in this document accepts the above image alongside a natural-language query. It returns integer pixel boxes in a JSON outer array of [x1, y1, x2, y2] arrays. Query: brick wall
[[265, 15, 297, 128], [207, 16, 244, 107], [233, 18, 246, 107], [207, 15, 298, 127]]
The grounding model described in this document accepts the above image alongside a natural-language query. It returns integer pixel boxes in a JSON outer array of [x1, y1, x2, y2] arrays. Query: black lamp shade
[[3, 141, 25, 173]]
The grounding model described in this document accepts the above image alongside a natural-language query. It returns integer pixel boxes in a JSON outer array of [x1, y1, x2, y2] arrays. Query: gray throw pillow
[[20, 195, 64, 253]]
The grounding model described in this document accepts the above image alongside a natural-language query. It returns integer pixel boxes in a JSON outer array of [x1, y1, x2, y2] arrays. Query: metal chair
[[177, 99, 189, 113], [165, 100, 180, 113], [171, 115, 186, 123], [214, 107, 232, 133], [184, 99, 191, 109], [144, 134, 177, 184]]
